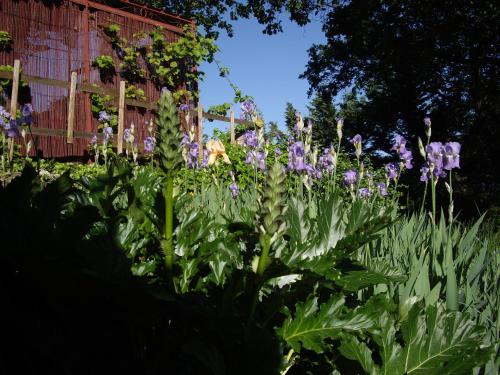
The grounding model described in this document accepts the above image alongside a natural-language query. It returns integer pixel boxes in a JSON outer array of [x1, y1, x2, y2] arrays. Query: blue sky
[[198, 16, 325, 136]]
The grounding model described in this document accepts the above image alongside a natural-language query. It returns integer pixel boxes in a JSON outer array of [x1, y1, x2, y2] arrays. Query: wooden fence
[[1, 59, 251, 157]]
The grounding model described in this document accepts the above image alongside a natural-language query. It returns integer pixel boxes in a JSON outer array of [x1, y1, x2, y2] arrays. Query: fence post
[[8, 59, 21, 161], [117, 80, 126, 154], [67, 72, 77, 144], [229, 110, 235, 144], [197, 104, 203, 163]]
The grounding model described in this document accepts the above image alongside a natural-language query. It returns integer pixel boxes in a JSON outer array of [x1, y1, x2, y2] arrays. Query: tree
[[139, 0, 313, 38], [284, 102, 298, 135], [299, 0, 500, 215], [306, 94, 337, 148]]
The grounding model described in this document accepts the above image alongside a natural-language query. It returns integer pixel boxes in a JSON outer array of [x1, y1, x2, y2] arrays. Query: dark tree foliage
[[307, 94, 337, 148], [284, 101, 298, 135], [139, 0, 318, 38], [140, 0, 499, 214], [299, 0, 500, 216]]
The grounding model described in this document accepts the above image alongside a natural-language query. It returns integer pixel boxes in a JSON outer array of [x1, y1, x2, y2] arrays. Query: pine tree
[[307, 95, 337, 148], [284, 102, 297, 135]]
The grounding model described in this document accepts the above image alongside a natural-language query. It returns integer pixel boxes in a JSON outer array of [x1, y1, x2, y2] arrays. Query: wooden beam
[[8, 60, 21, 161], [197, 104, 203, 163], [229, 110, 235, 144], [67, 72, 77, 144], [117, 81, 126, 154], [67, 0, 186, 34], [9, 60, 20, 117]]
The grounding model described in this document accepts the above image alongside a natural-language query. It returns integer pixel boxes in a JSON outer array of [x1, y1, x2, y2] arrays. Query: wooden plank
[[117, 81, 126, 154], [9, 60, 20, 117], [230, 110, 235, 144], [197, 104, 203, 162], [67, 0, 186, 34], [67, 72, 77, 144], [8, 60, 20, 161], [0, 71, 255, 126]]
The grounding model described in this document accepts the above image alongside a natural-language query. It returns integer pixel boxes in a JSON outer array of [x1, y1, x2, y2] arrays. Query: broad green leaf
[[335, 260, 406, 292], [278, 295, 374, 353]]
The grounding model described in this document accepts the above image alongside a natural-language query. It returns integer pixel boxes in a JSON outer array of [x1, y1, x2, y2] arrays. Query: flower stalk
[[155, 89, 183, 285]]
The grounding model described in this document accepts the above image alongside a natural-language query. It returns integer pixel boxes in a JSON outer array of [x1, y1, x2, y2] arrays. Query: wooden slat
[[230, 110, 235, 144], [197, 104, 203, 162], [117, 80, 126, 154], [9, 60, 20, 117], [67, 0, 186, 34], [66, 72, 77, 144], [8, 60, 20, 161]]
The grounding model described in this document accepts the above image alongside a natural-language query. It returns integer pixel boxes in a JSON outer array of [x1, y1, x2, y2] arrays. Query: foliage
[[1, 88, 497, 373], [0, 30, 12, 50], [207, 102, 231, 118], [146, 26, 218, 98], [339, 296, 492, 375], [307, 94, 338, 148], [125, 84, 146, 101], [90, 92, 118, 129], [284, 102, 297, 135], [91, 55, 115, 82], [298, 0, 500, 216]]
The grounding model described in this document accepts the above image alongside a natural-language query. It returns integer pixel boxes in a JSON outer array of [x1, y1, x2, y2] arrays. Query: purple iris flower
[[229, 182, 239, 198], [351, 134, 362, 145], [443, 142, 460, 170], [186, 142, 199, 169], [275, 148, 282, 156], [358, 188, 372, 198], [377, 182, 388, 197], [144, 136, 154, 153], [343, 169, 358, 187], [400, 149, 413, 169], [98, 111, 111, 123], [179, 103, 189, 112], [201, 149, 209, 168], [392, 134, 407, 154], [103, 126, 113, 142], [318, 147, 335, 174], [0, 106, 10, 119], [246, 150, 266, 170], [21, 103, 33, 125], [424, 116, 431, 128], [4, 119, 19, 138], [287, 141, 308, 172], [91, 134, 98, 145], [385, 162, 399, 180], [243, 130, 258, 148], [123, 128, 132, 142], [291, 141, 305, 157], [181, 133, 189, 146], [351, 134, 362, 157], [425, 142, 444, 172], [420, 164, 430, 182]]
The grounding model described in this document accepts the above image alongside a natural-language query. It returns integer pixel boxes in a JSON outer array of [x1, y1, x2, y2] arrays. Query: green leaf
[[278, 294, 374, 353], [335, 260, 406, 292], [340, 297, 493, 375], [401, 304, 491, 374]]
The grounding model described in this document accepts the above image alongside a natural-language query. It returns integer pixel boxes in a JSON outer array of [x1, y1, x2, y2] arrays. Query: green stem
[[332, 142, 341, 193], [420, 181, 428, 213], [164, 174, 175, 277], [256, 235, 271, 277], [431, 174, 436, 226], [249, 234, 272, 319], [448, 170, 453, 226]]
